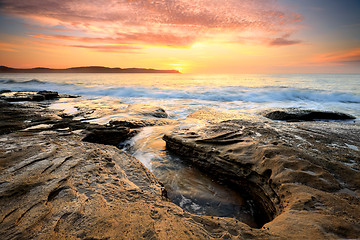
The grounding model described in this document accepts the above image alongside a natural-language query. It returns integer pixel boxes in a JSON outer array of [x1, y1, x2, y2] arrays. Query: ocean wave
[[1, 79, 359, 104], [85, 86, 360, 104]]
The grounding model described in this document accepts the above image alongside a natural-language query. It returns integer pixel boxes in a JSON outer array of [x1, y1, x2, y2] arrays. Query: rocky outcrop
[[0, 100, 57, 135], [109, 118, 178, 129], [0, 91, 78, 102], [261, 108, 356, 122], [163, 116, 360, 239], [0, 100, 130, 147], [82, 125, 130, 146], [0, 91, 58, 102], [0, 102, 279, 240], [37, 90, 59, 100], [2, 97, 359, 239], [126, 104, 169, 118], [51, 99, 171, 126], [186, 108, 247, 124]]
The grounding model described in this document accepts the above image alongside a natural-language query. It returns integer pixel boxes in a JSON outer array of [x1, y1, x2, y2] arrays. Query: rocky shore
[[164, 110, 360, 239], [0, 91, 359, 239]]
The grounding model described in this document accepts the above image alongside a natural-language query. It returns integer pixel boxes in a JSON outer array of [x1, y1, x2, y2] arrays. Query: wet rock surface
[[82, 125, 130, 146], [163, 114, 360, 239], [0, 102, 277, 240], [0, 100, 57, 135], [49, 98, 171, 126], [261, 108, 356, 122], [126, 104, 169, 118], [109, 118, 178, 128], [0, 91, 78, 102]]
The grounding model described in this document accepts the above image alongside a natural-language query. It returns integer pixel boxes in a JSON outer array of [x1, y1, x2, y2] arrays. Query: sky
[[0, 0, 359, 73]]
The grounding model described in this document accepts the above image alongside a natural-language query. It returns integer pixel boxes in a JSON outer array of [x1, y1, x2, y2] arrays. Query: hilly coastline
[[0, 66, 180, 74]]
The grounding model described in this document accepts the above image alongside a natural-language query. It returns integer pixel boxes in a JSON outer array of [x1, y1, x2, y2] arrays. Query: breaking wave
[[1, 78, 360, 104]]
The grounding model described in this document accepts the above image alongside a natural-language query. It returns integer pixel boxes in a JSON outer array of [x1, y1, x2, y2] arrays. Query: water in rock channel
[[122, 125, 258, 228]]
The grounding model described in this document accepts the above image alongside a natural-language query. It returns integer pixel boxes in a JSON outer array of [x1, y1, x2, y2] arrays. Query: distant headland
[[0, 66, 180, 74]]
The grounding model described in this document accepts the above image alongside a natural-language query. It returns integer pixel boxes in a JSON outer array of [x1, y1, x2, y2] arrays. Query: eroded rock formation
[[163, 116, 360, 239], [0, 102, 277, 240], [1, 95, 359, 239]]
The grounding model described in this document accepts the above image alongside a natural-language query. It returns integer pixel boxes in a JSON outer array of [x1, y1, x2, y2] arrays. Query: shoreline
[[0, 92, 359, 239]]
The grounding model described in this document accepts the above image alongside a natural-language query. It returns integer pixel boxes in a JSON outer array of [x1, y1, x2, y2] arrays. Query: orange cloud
[[69, 44, 141, 53], [29, 31, 197, 48], [0, 41, 18, 52], [314, 48, 360, 64]]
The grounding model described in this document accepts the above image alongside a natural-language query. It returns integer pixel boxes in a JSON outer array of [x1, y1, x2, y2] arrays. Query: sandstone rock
[[0, 91, 31, 102], [126, 104, 169, 118], [0, 91, 59, 102], [187, 108, 247, 123], [51, 98, 127, 121], [109, 118, 178, 128], [163, 116, 360, 239], [58, 93, 80, 98], [0, 100, 56, 135], [261, 108, 356, 121], [0, 102, 275, 240]]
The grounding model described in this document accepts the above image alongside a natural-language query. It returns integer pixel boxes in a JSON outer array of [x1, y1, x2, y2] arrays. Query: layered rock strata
[[163, 117, 360, 239], [0, 102, 278, 240]]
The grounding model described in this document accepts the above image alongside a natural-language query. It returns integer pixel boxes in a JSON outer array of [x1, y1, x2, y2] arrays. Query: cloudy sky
[[0, 0, 359, 73]]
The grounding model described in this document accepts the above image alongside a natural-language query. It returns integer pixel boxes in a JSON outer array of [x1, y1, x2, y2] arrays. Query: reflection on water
[[123, 126, 258, 227]]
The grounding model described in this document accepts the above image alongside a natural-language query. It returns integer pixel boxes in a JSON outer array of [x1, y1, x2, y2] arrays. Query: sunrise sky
[[0, 0, 359, 73]]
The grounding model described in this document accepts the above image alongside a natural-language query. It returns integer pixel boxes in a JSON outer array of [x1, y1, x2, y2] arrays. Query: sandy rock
[[0, 91, 59, 102], [0, 102, 276, 240], [126, 104, 169, 118], [187, 108, 249, 124], [0, 91, 32, 102], [109, 118, 178, 128], [163, 116, 360, 239], [0, 100, 57, 135]]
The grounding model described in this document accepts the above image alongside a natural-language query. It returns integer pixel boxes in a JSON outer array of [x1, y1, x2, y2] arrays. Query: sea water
[[1, 73, 359, 119], [1, 73, 359, 226]]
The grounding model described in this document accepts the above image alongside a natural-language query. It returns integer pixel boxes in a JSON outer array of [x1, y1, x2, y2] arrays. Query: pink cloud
[[29, 32, 197, 47], [1, 0, 303, 47]]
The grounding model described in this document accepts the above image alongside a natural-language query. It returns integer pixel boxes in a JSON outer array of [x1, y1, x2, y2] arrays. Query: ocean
[[1, 73, 359, 226], [1, 73, 359, 119]]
